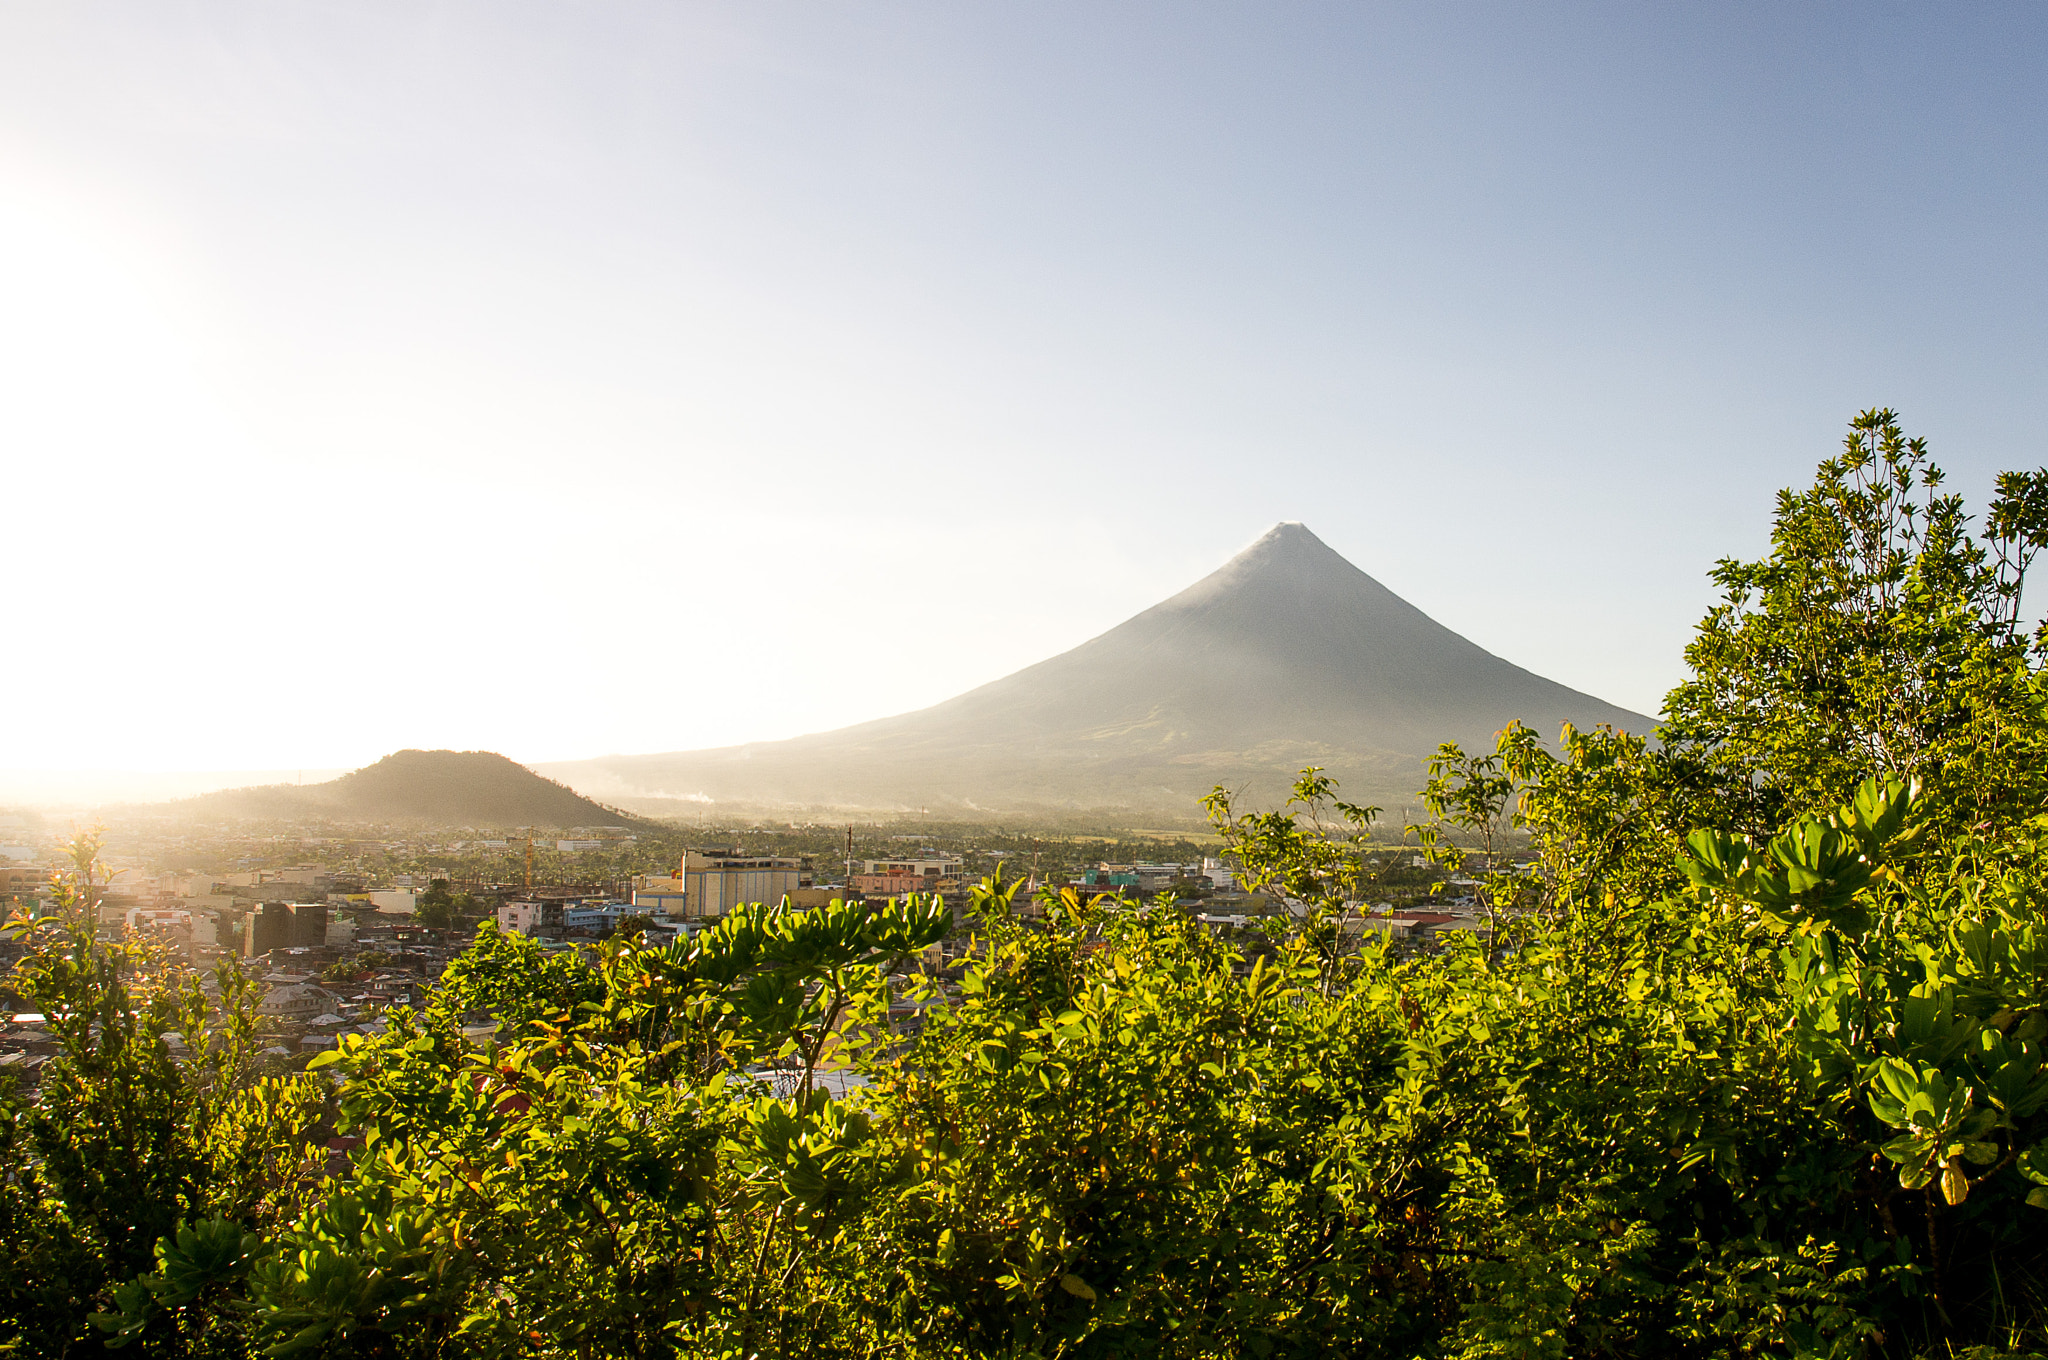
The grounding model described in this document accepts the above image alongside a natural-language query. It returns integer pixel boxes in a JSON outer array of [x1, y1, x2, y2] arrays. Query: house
[[362, 974, 418, 1006], [257, 983, 333, 1019]]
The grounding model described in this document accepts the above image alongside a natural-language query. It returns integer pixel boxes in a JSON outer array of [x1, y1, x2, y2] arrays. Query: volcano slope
[[547, 523, 1653, 820]]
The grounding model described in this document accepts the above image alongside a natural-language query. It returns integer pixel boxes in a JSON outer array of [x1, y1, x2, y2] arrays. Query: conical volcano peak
[[1160, 520, 1382, 615], [1251, 519, 1318, 544], [1232, 521, 1339, 566], [542, 520, 1655, 817]]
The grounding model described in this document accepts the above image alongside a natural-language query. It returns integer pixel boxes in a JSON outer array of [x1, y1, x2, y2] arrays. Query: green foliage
[[429, 921, 603, 1025], [1, 832, 323, 1356], [15, 409, 2048, 1356], [1663, 407, 2048, 839], [322, 951, 397, 985], [856, 893, 1416, 1357], [413, 879, 463, 932], [1203, 767, 1384, 992], [90, 1217, 265, 1350]]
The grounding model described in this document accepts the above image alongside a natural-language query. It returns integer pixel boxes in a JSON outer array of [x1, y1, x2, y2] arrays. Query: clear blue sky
[[5, 2, 2045, 786]]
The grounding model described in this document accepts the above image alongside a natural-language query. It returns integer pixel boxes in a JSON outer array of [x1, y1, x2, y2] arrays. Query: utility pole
[[524, 837, 533, 891], [844, 824, 854, 893]]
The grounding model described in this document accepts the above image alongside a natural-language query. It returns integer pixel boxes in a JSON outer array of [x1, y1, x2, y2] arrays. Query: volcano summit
[[546, 524, 1654, 818]]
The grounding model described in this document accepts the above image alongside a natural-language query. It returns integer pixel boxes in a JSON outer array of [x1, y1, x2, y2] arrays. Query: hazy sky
[[6, 2, 2047, 786]]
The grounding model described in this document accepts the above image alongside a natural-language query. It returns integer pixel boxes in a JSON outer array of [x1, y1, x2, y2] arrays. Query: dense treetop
[[5, 410, 2048, 1358]]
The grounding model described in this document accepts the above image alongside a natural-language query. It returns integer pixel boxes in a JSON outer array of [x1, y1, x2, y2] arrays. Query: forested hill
[[169, 750, 653, 829]]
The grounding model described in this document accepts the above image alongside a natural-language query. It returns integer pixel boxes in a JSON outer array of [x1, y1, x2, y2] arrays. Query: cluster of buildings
[[487, 848, 1207, 944], [494, 850, 843, 943], [476, 846, 1491, 960], [1078, 860, 1228, 894], [4, 865, 417, 967], [0, 826, 1500, 1095], [0, 910, 462, 1091], [849, 853, 965, 896]]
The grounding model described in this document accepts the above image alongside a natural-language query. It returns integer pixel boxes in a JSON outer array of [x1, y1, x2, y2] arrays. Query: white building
[[498, 900, 563, 936], [563, 902, 647, 930]]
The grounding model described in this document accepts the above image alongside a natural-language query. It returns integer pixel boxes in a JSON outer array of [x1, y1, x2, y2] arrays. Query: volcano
[[545, 523, 1654, 818]]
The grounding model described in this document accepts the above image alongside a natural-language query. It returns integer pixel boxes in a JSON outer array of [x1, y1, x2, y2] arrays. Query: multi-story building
[[498, 900, 564, 936], [246, 901, 294, 957], [634, 851, 807, 921], [289, 902, 328, 948], [0, 865, 48, 899], [630, 876, 689, 916], [563, 902, 646, 931], [225, 866, 332, 890], [851, 854, 962, 896], [234, 902, 330, 956]]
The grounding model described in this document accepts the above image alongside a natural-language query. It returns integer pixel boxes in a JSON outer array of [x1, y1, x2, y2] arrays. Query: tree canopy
[[5, 410, 2048, 1358]]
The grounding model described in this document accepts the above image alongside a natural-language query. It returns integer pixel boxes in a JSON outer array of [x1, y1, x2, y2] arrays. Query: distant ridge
[[171, 750, 654, 829], [545, 524, 1654, 818]]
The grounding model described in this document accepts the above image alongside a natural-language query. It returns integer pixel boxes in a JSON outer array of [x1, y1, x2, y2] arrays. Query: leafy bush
[[8, 409, 2048, 1357]]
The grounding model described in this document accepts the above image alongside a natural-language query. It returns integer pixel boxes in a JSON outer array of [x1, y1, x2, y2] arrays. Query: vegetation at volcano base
[[7, 411, 2048, 1357]]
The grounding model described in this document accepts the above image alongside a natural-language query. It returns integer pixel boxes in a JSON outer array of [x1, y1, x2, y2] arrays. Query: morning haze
[[542, 523, 1651, 819], [6, 4, 2048, 796], [9, 8, 2048, 1357]]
